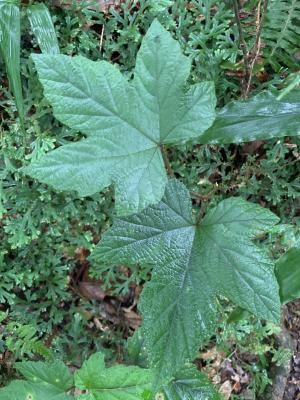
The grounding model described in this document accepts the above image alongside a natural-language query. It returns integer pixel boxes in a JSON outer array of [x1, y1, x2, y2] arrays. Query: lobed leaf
[[202, 91, 300, 144], [0, 380, 73, 400], [162, 365, 221, 400], [16, 360, 73, 391], [24, 19, 216, 215], [74, 352, 153, 400], [93, 180, 281, 381]]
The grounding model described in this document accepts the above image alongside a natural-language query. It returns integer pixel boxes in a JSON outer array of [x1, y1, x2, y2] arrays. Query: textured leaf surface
[[93, 180, 281, 380], [16, 360, 73, 391], [201, 91, 300, 144], [0, 2, 24, 120], [27, 3, 60, 54], [24, 19, 216, 215], [162, 366, 221, 400], [276, 247, 300, 304], [0, 380, 73, 400], [74, 352, 153, 399]]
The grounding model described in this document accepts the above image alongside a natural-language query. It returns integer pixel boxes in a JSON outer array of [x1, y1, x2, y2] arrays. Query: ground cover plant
[[0, 0, 300, 399]]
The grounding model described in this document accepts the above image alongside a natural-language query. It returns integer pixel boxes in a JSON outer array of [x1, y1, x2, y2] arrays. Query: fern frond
[[262, 0, 300, 72]]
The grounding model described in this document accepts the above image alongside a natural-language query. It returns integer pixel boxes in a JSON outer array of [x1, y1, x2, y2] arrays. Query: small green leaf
[[93, 179, 281, 381], [24, 19, 216, 215], [202, 91, 300, 144], [275, 247, 300, 304], [0, 2, 24, 120], [27, 3, 60, 54], [162, 365, 221, 400], [74, 352, 153, 400], [16, 360, 73, 391]]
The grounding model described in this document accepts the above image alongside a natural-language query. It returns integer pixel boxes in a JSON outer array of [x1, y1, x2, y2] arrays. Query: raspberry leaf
[[93, 179, 281, 381], [24, 20, 216, 215]]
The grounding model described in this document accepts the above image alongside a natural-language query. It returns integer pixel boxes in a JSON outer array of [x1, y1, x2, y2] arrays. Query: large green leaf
[[16, 360, 73, 391], [275, 247, 300, 304], [0, 380, 73, 400], [27, 3, 60, 54], [162, 366, 221, 400], [0, 360, 74, 400], [93, 179, 281, 381], [0, 2, 24, 121], [24, 19, 216, 215], [74, 352, 153, 399], [201, 91, 300, 144]]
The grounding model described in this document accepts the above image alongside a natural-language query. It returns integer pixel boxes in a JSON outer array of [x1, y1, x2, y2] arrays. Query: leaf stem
[[160, 144, 175, 177]]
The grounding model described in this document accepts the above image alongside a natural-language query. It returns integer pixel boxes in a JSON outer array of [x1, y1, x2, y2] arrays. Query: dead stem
[[233, 0, 250, 96], [245, 0, 268, 97], [160, 144, 175, 177]]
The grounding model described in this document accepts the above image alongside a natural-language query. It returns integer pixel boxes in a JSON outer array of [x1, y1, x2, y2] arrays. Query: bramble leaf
[[0, 361, 74, 399], [16, 360, 73, 391], [0, 380, 73, 400], [202, 91, 300, 144], [162, 365, 221, 400], [74, 352, 153, 399], [24, 19, 216, 216], [93, 179, 281, 381]]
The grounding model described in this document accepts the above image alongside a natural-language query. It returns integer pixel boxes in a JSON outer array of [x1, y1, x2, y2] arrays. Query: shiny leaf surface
[[202, 91, 300, 144], [24, 19, 216, 215], [0, 2, 24, 120], [93, 179, 281, 381], [27, 3, 60, 54]]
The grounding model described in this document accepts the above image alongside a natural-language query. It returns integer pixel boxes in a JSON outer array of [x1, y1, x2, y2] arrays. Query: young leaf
[[0, 2, 24, 121], [162, 365, 221, 400], [275, 247, 300, 304], [201, 91, 300, 144], [27, 3, 60, 54], [93, 179, 281, 380], [74, 352, 153, 399], [16, 360, 73, 391], [24, 19, 216, 216]]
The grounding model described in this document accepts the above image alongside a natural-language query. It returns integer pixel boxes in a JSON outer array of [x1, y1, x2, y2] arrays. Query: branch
[[245, 0, 268, 97]]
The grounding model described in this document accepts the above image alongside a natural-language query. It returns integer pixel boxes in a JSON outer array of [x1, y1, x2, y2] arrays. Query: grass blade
[[0, 2, 24, 121], [27, 3, 60, 54]]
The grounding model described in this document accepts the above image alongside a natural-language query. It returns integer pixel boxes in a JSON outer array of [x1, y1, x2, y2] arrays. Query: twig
[[245, 0, 268, 97], [160, 145, 175, 177], [100, 24, 105, 52]]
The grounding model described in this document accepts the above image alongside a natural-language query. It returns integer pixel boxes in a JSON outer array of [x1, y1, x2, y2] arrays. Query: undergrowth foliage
[[6, 18, 297, 398], [262, 0, 300, 72], [1, 2, 300, 399]]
